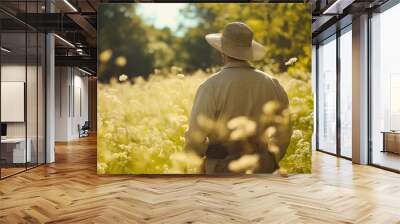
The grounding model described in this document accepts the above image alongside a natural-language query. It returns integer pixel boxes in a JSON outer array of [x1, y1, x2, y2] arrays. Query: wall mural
[[97, 3, 313, 174]]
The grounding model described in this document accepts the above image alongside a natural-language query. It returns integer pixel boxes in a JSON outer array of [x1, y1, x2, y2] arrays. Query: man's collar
[[222, 61, 253, 69]]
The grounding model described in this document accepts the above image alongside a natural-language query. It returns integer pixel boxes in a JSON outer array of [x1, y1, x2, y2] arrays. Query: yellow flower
[[265, 126, 277, 138], [262, 101, 280, 115], [97, 162, 108, 174], [196, 114, 215, 131], [189, 131, 206, 144], [268, 144, 280, 155], [292, 130, 303, 139], [171, 66, 182, 74], [227, 116, 256, 140], [228, 154, 259, 173], [167, 152, 203, 174], [99, 49, 112, 62], [115, 56, 127, 67]]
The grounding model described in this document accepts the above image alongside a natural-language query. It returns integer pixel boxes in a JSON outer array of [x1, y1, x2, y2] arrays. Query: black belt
[[206, 142, 265, 160], [205, 143, 229, 159]]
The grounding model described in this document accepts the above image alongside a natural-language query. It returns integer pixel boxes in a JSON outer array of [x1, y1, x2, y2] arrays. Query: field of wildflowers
[[97, 67, 313, 174]]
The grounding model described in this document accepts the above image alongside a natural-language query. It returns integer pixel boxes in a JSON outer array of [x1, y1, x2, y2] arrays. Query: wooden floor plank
[[0, 135, 399, 223]]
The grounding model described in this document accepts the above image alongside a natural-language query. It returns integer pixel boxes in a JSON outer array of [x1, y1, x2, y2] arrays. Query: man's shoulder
[[199, 68, 276, 88], [253, 69, 274, 80], [199, 71, 222, 89]]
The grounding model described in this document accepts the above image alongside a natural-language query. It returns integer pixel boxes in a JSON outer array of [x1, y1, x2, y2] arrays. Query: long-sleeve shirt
[[184, 61, 292, 173]]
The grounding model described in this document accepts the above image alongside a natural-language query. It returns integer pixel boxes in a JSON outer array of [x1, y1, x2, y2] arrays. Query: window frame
[[367, 0, 400, 173], [0, 1, 47, 180], [315, 22, 353, 161]]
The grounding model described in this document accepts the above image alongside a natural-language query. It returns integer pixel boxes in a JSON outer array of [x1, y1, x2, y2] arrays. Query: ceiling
[[0, 0, 393, 74], [0, 0, 100, 73], [311, 0, 390, 42]]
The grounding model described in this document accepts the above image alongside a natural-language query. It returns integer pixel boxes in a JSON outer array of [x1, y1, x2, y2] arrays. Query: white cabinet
[[1, 138, 32, 163]]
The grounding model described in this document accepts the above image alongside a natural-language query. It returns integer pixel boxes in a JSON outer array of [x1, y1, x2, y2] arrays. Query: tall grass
[[97, 69, 312, 174]]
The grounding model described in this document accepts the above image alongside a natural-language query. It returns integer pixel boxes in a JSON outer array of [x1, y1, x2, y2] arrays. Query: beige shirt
[[185, 61, 291, 172]]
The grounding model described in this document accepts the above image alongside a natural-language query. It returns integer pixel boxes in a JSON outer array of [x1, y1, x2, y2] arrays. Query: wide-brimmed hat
[[205, 22, 266, 61]]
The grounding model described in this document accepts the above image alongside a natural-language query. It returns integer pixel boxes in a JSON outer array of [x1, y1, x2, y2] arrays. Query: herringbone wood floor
[[1, 135, 400, 224]]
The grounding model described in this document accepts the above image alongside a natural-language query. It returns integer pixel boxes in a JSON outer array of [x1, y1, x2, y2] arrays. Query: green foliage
[[98, 4, 154, 82], [180, 3, 311, 74], [276, 74, 313, 173], [98, 3, 311, 82]]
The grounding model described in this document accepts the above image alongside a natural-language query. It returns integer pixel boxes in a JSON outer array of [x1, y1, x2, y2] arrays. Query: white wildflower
[[119, 74, 128, 82], [285, 57, 298, 66], [227, 116, 256, 140], [228, 154, 260, 173]]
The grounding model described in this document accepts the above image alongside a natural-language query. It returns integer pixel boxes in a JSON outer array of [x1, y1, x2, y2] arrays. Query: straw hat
[[205, 22, 266, 61]]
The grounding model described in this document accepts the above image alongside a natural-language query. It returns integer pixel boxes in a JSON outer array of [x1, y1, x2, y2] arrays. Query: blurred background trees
[[98, 3, 311, 83], [98, 4, 153, 81]]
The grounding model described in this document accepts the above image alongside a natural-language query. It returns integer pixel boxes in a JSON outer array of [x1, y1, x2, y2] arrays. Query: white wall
[[55, 66, 69, 141], [55, 67, 89, 141], [1, 63, 46, 164], [71, 73, 89, 138], [1, 65, 39, 138]]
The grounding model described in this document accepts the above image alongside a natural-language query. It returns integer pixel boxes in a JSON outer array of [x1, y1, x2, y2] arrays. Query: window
[[316, 24, 353, 159], [339, 27, 352, 158], [0, 1, 46, 179], [370, 2, 400, 171], [317, 35, 337, 154]]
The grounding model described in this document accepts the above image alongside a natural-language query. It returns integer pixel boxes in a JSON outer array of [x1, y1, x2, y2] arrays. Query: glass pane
[[38, 32, 45, 165], [371, 4, 400, 171], [1, 30, 27, 177], [0, 1, 46, 178], [27, 30, 38, 169], [26, 0, 38, 169], [318, 36, 337, 154], [339, 29, 352, 158]]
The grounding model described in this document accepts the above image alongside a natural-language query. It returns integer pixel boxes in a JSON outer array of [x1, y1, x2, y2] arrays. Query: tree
[[98, 4, 154, 82], [98, 3, 312, 82], [179, 3, 311, 76]]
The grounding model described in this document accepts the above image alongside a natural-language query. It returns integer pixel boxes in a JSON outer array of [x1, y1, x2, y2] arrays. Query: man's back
[[185, 61, 291, 173], [203, 61, 288, 122]]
